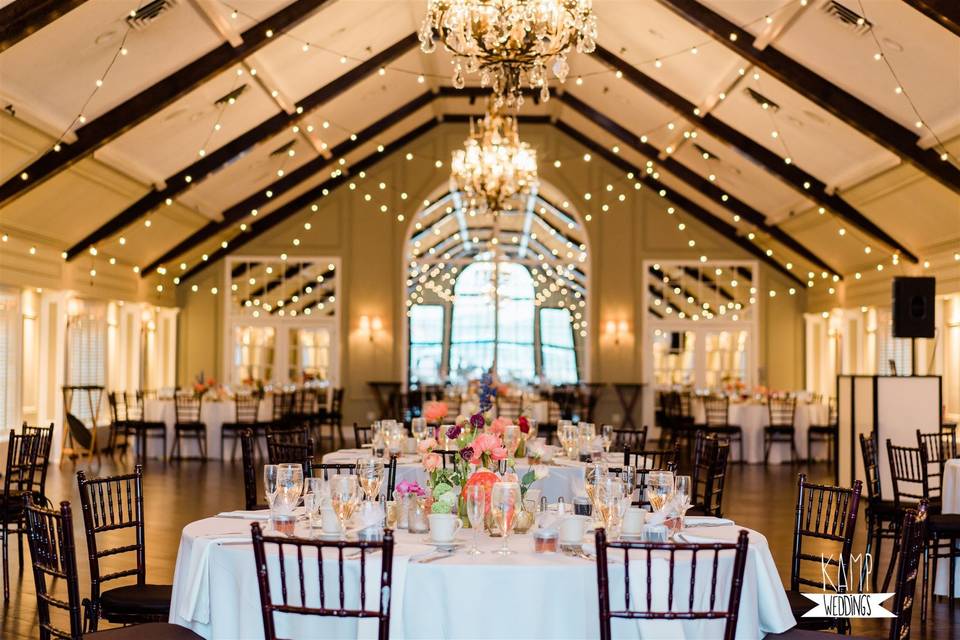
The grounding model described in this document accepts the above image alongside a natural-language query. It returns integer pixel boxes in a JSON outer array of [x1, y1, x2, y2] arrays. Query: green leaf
[[521, 469, 536, 486]]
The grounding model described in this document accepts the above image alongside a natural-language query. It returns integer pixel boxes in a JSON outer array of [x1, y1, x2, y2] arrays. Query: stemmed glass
[[330, 474, 360, 539], [263, 464, 279, 527], [645, 470, 674, 512], [523, 418, 539, 444], [502, 425, 521, 459], [274, 463, 304, 515], [411, 418, 428, 445], [557, 420, 572, 455], [356, 458, 385, 502], [601, 424, 614, 454], [465, 484, 486, 556], [674, 475, 691, 505], [490, 481, 520, 556]]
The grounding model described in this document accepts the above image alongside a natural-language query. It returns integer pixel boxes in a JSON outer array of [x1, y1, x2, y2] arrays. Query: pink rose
[[491, 446, 508, 461], [417, 437, 437, 454], [473, 433, 498, 452], [423, 401, 448, 423], [422, 452, 442, 472], [489, 417, 511, 436]]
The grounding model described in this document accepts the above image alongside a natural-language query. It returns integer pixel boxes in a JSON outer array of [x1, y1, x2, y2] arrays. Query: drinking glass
[[330, 474, 360, 539], [263, 464, 280, 509], [502, 425, 521, 458], [465, 484, 486, 556], [601, 424, 614, 453], [524, 419, 539, 443], [557, 420, 572, 454], [304, 477, 328, 528], [490, 481, 520, 556], [578, 422, 596, 441], [274, 463, 304, 515], [619, 465, 637, 503], [674, 475, 692, 505], [645, 470, 674, 512], [411, 418, 428, 444], [356, 458, 385, 502]]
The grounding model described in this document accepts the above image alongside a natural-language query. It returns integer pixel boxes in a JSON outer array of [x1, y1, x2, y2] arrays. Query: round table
[[692, 400, 829, 464], [168, 514, 795, 639], [935, 458, 960, 597], [321, 449, 625, 503]]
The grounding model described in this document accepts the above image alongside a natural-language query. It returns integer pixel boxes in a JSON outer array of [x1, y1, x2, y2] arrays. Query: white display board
[[876, 377, 942, 499]]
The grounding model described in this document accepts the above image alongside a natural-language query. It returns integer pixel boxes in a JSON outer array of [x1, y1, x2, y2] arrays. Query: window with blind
[[409, 304, 444, 384], [0, 291, 16, 429], [66, 309, 107, 423], [877, 314, 912, 376], [540, 308, 579, 384]]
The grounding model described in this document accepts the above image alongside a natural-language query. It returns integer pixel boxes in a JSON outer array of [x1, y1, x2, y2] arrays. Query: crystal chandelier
[[450, 106, 538, 213], [420, 0, 597, 108]]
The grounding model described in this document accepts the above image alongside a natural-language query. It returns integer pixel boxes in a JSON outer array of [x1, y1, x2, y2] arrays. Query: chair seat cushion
[[765, 627, 872, 640], [929, 513, 960, 535], [867, 499, 898, 517], [86, 622, 203, 639], [174, 423, 205, 431], [707, 425, 741, 434], [100, 584, 172, 617], [130, 421, 167, 432], [765, 426, 795, 433], [807, 425, 836, 434]]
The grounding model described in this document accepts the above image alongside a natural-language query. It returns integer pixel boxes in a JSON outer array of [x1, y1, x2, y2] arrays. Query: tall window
[[450, 262, 535, 383], [409, 305, 445, 383], [0, 290, 16, 429], [66, 306, 107, 424], [540, 308, 578, 383], [878, 314, 912, 375]]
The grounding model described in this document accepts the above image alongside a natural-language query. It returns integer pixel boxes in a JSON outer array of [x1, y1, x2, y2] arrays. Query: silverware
[[416, 550, 454, 564]]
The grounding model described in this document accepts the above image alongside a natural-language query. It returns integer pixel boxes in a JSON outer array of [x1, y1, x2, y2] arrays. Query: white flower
[[533, 464, 549, 480]]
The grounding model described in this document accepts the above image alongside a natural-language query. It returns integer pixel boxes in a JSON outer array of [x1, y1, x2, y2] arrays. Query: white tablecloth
[[322, 449, 626, 503], [144, 399, 273, 460], [692, 401, 829, 464], [935, 458, 960, 597], [169, 515, 795, 639]]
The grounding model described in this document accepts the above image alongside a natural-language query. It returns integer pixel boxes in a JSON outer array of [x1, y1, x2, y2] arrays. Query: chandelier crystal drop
[[450, 106, 539, 213], [420, 0, 597, 108]]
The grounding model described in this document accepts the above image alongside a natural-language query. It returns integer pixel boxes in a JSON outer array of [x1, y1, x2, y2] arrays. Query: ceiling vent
[[270, 140, 297, 158], [215, 84, 248, 107], [743, 87, 781, 112], [820, 1, 872, 35], [125, 0, 179, 31]]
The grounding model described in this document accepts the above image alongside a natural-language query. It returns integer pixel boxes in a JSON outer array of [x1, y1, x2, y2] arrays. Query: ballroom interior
[[0, 1, 959, 639]]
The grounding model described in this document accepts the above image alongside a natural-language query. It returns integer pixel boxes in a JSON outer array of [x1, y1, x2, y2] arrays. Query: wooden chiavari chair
[[689, 433, 731, 518], [266, 434, 315, 476], [170, 392, 206, 461], [859, 432, 897, 592], [221, 392, 262, 461], [806, 397, 838, 463], [764, 396, 798, 464], [354, 422, 373, 447], [2, 429, 43, 599], [240, 429, 267, 511], [612, 426, 647, 452], [701, 395, 742, 462]]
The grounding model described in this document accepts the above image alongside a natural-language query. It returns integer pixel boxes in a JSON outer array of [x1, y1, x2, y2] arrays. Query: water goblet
[[274, 463, 304, 515], [465, 484, 486, 556], [502, 424, 521, 458], [601, 424, 614, 453], [330, 474, 360, 539], [356, 458, 385, 502], [645, 470, 674, 512], [490, 481, 521, 556], [263, 464, 279, 528], [411, 418, 428, 444]]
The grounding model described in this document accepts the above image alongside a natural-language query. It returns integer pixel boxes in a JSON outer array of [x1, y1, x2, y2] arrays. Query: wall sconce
[[66, 298, 81, 318], [359, 315, 383, 342], [605, 319, 630, 345]]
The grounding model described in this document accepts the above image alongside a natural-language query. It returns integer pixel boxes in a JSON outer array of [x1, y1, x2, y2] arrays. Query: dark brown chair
[[25, 497, 203, 640], [689, 433, 731, 518], [21, 422, 54, 503], [170, 392, 206, 461], [2, 429, 43, 599], [221, 393, 262, 461], [354, 422, 373, 447], [787, 474, 861, 633], [764, 396, 798, 464], [76, 464, 172, 627], [434, 449, 461, 471], [767, 501, 928, 640], [266, 434, 315, 475], [701, 395, 742, 462], [326, 387, 346, 446], [594, 527, 750, 640], [265, 424, 310, 444], [623, 443, 680, 510], [311, 462, 358, 480], [612, 426, 647, 452], [859, 432, 898, 592], [114, 391, 167, 462], [917, 427, 957, 498], [251, 522, 395, 640], [240, 429, 267, 511], [806, 397, 838, 463]]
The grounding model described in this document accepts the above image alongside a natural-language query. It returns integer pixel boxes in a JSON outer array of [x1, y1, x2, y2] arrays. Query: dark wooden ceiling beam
[[0, 0, 335, 208], [0, 0, 90, 52], [558, 91, 841, 277], [591, 44, 918, 262], [901, 0, 960, 36], [69, 33, 418, 260], [179, 118, 442, 282], [555, 120, 805, 286], [657, 0, 960, 195], [141, 88, 433, 275]]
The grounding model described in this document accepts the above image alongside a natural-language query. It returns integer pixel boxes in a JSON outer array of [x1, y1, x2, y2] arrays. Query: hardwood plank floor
[[1, 451, 955, 639]]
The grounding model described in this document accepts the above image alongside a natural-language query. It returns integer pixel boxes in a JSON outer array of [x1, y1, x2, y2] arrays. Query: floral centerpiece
[[418, 372, 547, 524], [193, 373, 217, 398], [422, 400, 449, 426]]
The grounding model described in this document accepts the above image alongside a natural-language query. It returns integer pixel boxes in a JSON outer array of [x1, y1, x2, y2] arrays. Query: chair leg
[[950, 536, 956, 604], [872, 524, 883, 593], [170, 431, 179, 461], [922, 539, 930, 622], [2, 520, 8, 600], [882, 520, 902, 593], [16, 520, 23, 570]]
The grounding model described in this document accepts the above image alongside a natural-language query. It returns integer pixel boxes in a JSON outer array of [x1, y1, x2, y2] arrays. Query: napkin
[[684, 516, 735, 527], [216, 510, 269, 520], [178, 534, 248, 624]]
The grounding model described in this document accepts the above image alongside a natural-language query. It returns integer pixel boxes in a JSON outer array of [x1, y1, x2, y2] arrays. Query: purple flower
[[460, 447, 475, 462], [470, 412, 485, 429], [446, 424, 462, 440]]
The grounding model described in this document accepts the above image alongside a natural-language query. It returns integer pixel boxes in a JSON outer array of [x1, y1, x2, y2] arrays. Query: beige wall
[[177, 124, 806, 424]]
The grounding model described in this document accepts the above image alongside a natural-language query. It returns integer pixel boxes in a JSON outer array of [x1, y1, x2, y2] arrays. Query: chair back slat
[[76, 465, 147, 602], [859, 432, 882, 500], [266, 434, 314, 475], [174, 391, 202, 424], [26, 498, 86, 640], [240, 429, 260, 510], [886, 440, 930, 508], [791, 474, 861, 592], [767, 397, 796, 428], [703, 396, 729, 428], [613, 427, 647, 452], [889, 502, 928, 640], [594, 528, 750, 640], [236, 394, 261, 424], [251, 523, 395, 640]]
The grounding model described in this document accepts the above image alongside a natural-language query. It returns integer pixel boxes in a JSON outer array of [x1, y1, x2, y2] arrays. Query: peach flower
[[472, 433, 499, 453], [489, 417, 511, 436], [417, 437, 437, 454], [423, 401, 448, 423], [491, 446, 508, 461], [422, 452, 442, 472]]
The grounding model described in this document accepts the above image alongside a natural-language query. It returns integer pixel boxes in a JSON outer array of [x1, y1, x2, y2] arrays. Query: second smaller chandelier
[[421, 0, 597, 108], [450, 106, 539, 214]]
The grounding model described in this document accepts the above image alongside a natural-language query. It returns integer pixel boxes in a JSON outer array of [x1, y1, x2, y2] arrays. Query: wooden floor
[[1, 450, 956, 639]]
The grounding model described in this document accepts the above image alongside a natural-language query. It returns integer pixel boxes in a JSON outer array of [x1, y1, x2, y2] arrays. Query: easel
[[60, 385, 104, 467]]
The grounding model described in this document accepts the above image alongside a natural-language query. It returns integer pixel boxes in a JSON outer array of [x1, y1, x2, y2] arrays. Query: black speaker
[[892, 276, 935, 338]]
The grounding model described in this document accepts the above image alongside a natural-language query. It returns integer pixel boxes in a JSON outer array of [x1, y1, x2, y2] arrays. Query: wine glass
[[557, 420, 572, 454], [524, 418, 539, 443], [490, 481, 520, 556], [584, 462, 608, 520], [356, 458, 385, 502], [674, 475, 692, 505], [330, 474, 360, 539], [411, 418, 428, 444], [601, 424, 614, 454], [619, 465, 637, 503], [263, 464, 279, 508], [274, 463, 304, 515], [465, 484, 486, 556], [645, 470, 674, 512], [502, 424, 521, 459]]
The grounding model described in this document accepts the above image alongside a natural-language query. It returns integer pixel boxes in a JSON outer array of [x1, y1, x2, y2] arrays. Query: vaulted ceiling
[[0, 0, 957, 291]]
